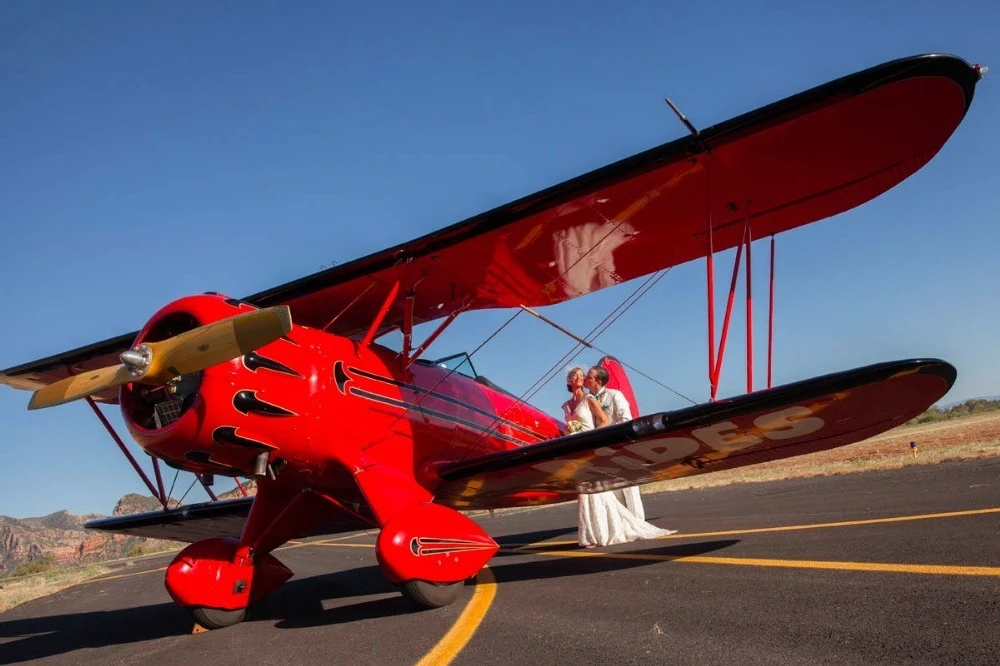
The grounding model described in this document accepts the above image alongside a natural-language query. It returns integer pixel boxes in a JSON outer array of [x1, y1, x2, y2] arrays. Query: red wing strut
[[429, 359, 955, 509]]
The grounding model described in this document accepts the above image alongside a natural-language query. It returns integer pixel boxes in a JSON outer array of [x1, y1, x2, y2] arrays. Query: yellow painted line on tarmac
[[322, 531, 378, 542], [279, 533, 375, 551], [415, 567, 497, 666], [531, 549, 1000, 577], [278, 538, 498, 665], [88, 566, 168, 584], [504, 507, 1000, 549]]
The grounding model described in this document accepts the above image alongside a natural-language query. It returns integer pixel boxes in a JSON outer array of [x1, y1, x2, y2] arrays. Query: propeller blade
[[143, 306, 292, 383], [28, 365, 133, 410], [26, 306, 292, 410]]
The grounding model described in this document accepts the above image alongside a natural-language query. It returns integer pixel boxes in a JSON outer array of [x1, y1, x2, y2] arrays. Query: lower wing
[[85, 497, 370, 543], [432, 359, 954, 509]]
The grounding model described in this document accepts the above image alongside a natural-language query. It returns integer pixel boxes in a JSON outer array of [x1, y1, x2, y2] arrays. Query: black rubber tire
[[400, 580, 464, 608], [191, 606, 247, 629]]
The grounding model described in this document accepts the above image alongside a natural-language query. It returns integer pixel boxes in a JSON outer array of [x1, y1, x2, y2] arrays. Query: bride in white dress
[[562, 366, 607, 434], [562, 367, 676, 548]]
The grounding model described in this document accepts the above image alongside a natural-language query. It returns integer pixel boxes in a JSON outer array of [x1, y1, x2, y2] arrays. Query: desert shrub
[[906, 399, 1000, 425], [11, 555, 57, 577]]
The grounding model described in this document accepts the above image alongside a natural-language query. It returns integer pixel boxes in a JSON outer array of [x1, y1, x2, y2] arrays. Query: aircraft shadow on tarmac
[[490, 539, 740, 583], [488, 516, 676, 550], [260, 537, 740, 630], [259, 565, 415, 629], [493, 526, 579, 546], [0, 538, 736, 661], [0, 600, 192, 665], [0, 566, 412, 663]]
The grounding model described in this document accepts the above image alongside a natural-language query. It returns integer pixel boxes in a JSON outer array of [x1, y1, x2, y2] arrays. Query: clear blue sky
[[1, 1, 997, 518]]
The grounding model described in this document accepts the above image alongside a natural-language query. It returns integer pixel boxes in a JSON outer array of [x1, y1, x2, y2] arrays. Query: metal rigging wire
[[468, 263, 695, 450], [176, 476, 199, 506], [165, 467, 180, 507]]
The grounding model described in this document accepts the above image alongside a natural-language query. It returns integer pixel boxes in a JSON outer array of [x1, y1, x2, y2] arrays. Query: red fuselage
[[120, 293, 563, 501]]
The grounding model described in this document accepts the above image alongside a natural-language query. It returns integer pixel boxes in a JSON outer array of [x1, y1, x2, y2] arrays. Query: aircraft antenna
[[664, 97, 699, 138]]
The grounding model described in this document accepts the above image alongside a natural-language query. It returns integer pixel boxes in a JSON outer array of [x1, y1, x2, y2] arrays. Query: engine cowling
[[119, 293, 321, 479]]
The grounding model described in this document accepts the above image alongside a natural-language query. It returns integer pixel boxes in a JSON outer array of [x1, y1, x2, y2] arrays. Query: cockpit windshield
[[429, 352, 478, 379]]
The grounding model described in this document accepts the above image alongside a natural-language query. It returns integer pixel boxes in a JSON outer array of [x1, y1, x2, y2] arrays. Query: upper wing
[[1, 55, 981, 400], [85, 496, 371, 543], [246, 54, 979, 334], [429, 359, 955, 509]]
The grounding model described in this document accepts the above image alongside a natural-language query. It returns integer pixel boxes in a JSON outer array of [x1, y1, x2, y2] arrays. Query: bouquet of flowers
[[566, 419, 586, 435]]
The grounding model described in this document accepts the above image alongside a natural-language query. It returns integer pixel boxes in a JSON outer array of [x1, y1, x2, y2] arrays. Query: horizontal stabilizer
[[86, 496, 369, 543]]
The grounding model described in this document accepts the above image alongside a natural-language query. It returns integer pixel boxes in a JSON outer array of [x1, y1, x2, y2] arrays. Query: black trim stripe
[[411, 537, 496, 555], [212, 426, 274, 450], [413, 546, 494, 555], [242, 352, 303, 378], [347, 365, 547, 442], [334, 360, 351, 394], [348, 386, 528, 447], [233, 390, 296, 417]]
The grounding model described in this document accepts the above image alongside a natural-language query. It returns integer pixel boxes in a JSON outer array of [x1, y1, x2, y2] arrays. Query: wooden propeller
[[27, 306, 292, 410]]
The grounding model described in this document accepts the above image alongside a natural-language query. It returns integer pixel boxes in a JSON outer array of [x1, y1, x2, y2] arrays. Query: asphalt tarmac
[[2, 458, 997, 665]]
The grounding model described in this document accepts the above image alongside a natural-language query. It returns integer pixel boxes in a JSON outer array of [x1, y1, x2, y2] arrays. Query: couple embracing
[[562, 366, 677, 548]]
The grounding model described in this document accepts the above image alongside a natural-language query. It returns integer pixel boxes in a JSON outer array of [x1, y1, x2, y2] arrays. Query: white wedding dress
[[562, 395, 677, 547]]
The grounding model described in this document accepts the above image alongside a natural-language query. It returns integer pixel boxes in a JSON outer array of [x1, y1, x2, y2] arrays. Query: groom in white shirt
[[585, 366, 632, 424]]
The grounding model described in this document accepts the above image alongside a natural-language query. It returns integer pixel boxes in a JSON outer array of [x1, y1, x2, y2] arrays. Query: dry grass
[[0, 564, 110, 613], [642, 412, 1000, 494], [0, 544, 183, 614], [642, 441, 999, 494]]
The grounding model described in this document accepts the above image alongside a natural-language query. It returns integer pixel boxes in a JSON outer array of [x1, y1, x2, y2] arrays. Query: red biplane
[[0, 54, 983, 629]]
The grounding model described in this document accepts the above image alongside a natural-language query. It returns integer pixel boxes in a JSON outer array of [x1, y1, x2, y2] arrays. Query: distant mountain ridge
[[0, 483, 257, 575], [0, 510, 109, 575]]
